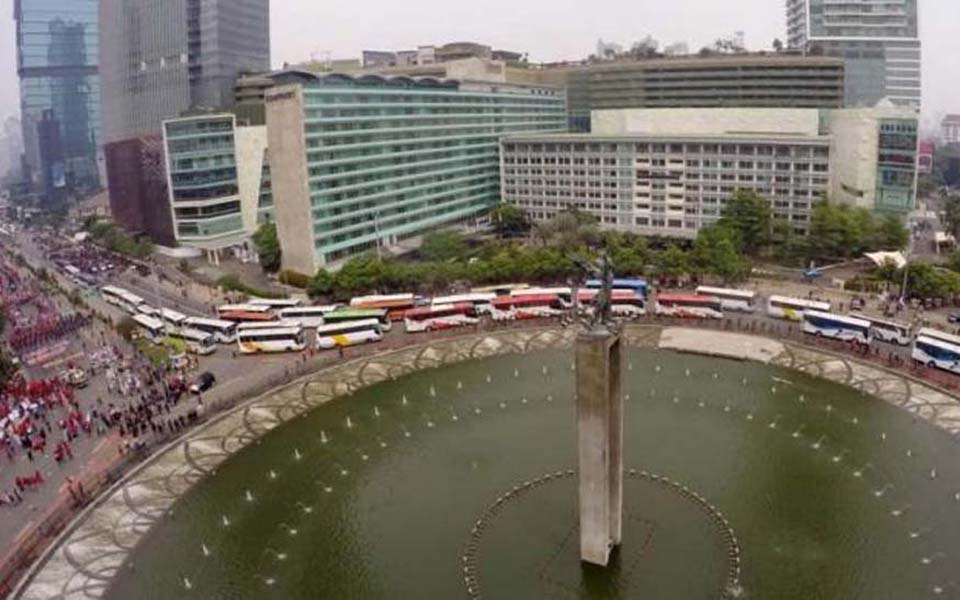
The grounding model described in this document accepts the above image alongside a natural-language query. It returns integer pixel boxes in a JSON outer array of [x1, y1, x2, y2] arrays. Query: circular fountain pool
[[60, 331, 960, 599]]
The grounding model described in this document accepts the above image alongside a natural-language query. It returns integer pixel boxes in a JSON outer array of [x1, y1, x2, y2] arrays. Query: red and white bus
[[403, 303, 479, 333], [430, 293, 496, 315], [655, 294, 723, 319], [510, 287, 573, 308], [216, 304, 277, 323], [578, 290, 646, 318], [349, 294, 418, 321], [490, 294, 565, 321]]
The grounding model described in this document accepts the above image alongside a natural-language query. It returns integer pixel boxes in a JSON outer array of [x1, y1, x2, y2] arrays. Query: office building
[[264, 73, 566, 273], [564, 54, 846, 131], [162, 113, 268, 262], [99, 0, 270, 244], [786, 0, 921, 109], [14, 0, 101, 193], [917, 141, 934, 175], [361, 42, 522, 69], [942, 115, 960, 145], [502, 106, 917, 241]]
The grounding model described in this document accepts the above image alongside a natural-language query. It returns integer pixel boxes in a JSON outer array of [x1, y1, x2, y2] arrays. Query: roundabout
[[15, 326, 960, 599]]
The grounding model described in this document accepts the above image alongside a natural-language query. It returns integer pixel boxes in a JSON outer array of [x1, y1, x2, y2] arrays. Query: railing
[[5, 314, 960, 596]]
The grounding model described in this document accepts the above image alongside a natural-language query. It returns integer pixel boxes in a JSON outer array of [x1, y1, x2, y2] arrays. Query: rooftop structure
[[942, 115, 960, 145]]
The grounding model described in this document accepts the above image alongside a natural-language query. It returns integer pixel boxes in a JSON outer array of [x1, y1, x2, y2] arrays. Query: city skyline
[[0, 0, 957, 132]]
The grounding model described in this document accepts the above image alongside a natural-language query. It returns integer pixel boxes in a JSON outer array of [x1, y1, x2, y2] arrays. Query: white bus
[[247, 297, 303, 310], [316, 319, 384, 350], [168, 328, 217, 355], [278, 305, 341, 328], [101, 286, 146, 314], [132, 314, 165, 343], [860, 316, 912, 346], [237, 325, 307, 354], [695, 286, 757, 312], [237, 320, 301, 330], [655, 294, 723, 319], [184, 317, 237, 344], [913, 329, 960, 374], [136, 304, 159, 317], [430, 293, 496, 315], [404, 303, 479, 333], [159, 308, 188, 329], [802, 310, 872, 344], [767, 295, 831, 321]]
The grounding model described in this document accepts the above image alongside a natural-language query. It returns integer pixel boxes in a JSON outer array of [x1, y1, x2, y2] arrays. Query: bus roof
[[404, 303, 473, 318], [470, 284, 529, 294], [586, 278, 648, 289], [279, 305, 341, 314], [350, 293, 415, 305], [160, 308, 187, 321], [218, 303, 271, 313], [860, 315, 910, 330], [133, 314, 164, 329], [803, 310, 871, 328], [510, 287, 570, 296], [768, 295, 831, 311], [695, 286, 756, 300], [185, 317, 235, 328], [238, 327, 304, 337], [657, 294, 718, 304], [247, 297, 301, 307], [173, 328, 215, 341], [917, 327, 960, 347], [324, 308, 388, 319], [219, 311, 277, 322], [101, 285, 125, 295], [316, 319, 382, 334], [493, 294, 558, 307], [431, 293, 495, 304], [237, 320, 301, 330]]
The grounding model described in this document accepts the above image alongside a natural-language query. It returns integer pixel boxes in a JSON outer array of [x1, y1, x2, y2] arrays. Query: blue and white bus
[[913, 328, 960, 374], [586, 278, 648, 298], [860, 316, 912, 346], [801, 310, 872, 344]]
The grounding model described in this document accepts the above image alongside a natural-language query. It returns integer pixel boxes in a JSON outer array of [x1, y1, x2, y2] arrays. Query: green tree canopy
[[252, 223, 282, 273], [654, 245, 690, 278], [717, 189, 771, 254], [419, 230, 467, 262], [691, 225, 751, 283], [489, 205, 529, 237]]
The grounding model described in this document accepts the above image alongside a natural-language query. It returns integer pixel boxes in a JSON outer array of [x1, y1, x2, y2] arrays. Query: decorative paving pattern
[[14, 326, 960, 599]]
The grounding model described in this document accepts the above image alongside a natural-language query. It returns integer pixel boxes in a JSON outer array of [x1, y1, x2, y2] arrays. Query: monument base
[[575, 327, 624, 566]]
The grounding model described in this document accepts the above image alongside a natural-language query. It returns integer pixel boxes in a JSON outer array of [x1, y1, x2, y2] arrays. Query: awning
[[863, 251, 907, 270]]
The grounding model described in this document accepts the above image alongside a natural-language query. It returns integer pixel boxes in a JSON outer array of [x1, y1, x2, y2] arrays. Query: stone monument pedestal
[[575, 327, 624, 566]]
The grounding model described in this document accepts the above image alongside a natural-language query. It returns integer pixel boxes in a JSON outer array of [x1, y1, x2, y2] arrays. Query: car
[[948, 313, 960, 324], [189, 371, 216, 394]]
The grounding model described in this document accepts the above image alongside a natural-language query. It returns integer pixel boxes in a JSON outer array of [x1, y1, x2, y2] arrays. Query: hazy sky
[[0, 0, 956, 131]]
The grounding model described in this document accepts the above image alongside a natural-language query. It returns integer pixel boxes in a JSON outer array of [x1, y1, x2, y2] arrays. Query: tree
[[654, 245, 689, 278], [873, 214, 909, 250], [252, 223, 282, 273], [116, 316, 138, 341], [489, 205, 529, 237], [718, 189, 771, 254], [943, 195, 960, 240], [772, 38, 784, 52], [419, 230, 467, 262], [692, 225, 750, 283]]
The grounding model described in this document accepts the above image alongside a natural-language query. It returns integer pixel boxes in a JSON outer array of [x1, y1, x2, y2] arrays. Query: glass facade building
[[265, 74, 567, 273], [786, 0, 921, 109], [875, 119, 917, 214], [15, 0, 100, 190]]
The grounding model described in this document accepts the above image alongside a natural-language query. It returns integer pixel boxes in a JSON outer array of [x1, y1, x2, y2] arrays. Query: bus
[[860, 316, 912, 346], [237, 325, 307, 354], [168, 328, 217, 355], [766, 295, 831, 321], [247, 297, 302, 310], [695, 286, 757, 312], [586, 278, 649, 298], [184, 317, 238, 344], [136, 304, 159, 317], [655, 294, 723, 319], [159, 308, 188, 329], [802, 310, 872, 344], [471, 284, 530, 296], [430, 293, 496, 315], [491, 294, 564, 321], [510, 287, 573, 308], [912, 330, 960, 374], [322, 308, 392, 332], [278, 305, 341, 328], [101, 286, 146, 314], [349, 294, 417, 320], [578, 290, 646, 318], [404, 303, 478, 333], [133, 314, 166, 343], [316, 320, 384, 350], [217, 304, 277, 323]]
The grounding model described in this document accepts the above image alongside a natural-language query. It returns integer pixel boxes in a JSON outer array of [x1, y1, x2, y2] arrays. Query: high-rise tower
[[786, 0, 920, 110]]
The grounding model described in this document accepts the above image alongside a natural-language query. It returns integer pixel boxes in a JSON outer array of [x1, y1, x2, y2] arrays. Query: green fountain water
[[106, 349, 960, 599]]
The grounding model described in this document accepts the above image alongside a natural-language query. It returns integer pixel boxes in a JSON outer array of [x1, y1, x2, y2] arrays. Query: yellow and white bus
[[766, 295, 831, 321], [695, 286, 757, 313], [184, 317, 238, 344], [315, 319, 384, 350], [237, 325, 307, 354]]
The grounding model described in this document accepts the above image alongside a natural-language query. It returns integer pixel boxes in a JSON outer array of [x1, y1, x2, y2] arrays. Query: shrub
[[279, 270, 310, 289]]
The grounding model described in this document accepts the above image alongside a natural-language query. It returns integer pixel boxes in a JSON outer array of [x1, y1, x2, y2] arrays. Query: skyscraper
[[99, 0, 270, 244], [14, 0, 101, 193], [785, 0, 921, 109]]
